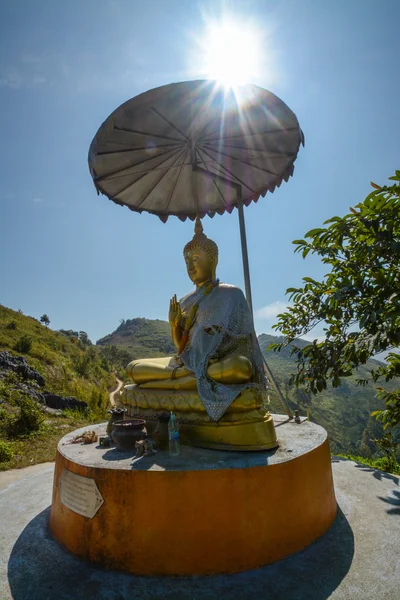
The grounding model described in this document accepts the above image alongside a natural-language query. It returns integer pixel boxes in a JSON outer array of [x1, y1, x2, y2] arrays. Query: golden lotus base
[[49, 419, 337, 576], [180, 414, 277, 450], [118, 384, 278, 451]]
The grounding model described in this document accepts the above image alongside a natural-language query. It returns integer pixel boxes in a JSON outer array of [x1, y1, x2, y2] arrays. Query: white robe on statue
[[179, 281, 267, 421]]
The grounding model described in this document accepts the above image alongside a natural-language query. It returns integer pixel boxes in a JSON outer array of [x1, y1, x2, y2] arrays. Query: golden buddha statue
[[119, 218, 277, 451]]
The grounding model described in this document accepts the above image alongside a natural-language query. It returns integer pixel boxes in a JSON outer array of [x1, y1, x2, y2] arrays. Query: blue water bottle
[[168, 411, 180, 456]]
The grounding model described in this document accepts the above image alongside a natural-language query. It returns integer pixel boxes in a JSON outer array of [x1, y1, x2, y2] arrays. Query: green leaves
[[324, 216, 342, 225], [372, 388, 400, 429], [388, 170, 400, 181], [302, 277, 322, 285], [305, 228, 327, 238], [272, 170, 400, 429]]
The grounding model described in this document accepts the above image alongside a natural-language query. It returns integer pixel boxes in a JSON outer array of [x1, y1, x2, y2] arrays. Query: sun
[[199, 17, 263, 88]]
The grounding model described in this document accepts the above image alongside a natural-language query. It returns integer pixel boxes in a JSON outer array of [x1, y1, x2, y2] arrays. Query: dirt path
[[109, 376, 124, 407]]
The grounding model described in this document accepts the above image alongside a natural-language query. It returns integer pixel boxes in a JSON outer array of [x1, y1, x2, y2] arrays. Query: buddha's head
[[183, 217, 218, 286]]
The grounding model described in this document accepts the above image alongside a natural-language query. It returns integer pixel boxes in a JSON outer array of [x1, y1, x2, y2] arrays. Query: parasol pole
[[193, 164, 293, 419], [236, 193, 254, 317], [236, 188, 293, 420]]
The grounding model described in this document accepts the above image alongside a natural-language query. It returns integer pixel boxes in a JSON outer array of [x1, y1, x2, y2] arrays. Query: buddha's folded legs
[[131, 355, 253, 390], [126, 356, 191, 385], [208, 355, 252, 383]]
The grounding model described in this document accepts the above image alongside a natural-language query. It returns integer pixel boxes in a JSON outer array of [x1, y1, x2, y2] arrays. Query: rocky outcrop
[[0, 351, 88, 412], [15, 382, 45, 403], [42, 393, 88, 412], [0, 351, 45, 386]]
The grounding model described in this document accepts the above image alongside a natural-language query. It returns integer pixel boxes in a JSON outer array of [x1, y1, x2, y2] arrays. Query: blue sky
[[1, 0, 399, 343]]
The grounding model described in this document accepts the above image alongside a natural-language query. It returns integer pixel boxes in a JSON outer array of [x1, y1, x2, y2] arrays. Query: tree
[[40, 314, 50, 327], [99, 345, 131, 371], [59, 329, 79, 338], [272, 170, 400, 429], [78, 331, 92, 346]]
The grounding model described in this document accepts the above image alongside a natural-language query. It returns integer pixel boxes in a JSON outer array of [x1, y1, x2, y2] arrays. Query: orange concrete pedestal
[[49, 417, 337, 576]]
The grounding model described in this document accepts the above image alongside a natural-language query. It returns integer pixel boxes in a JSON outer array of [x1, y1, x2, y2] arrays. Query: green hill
[[0, 305, 115, 405], [98, 318, 395, 456], [0, 305, 117, 470], [97, 318, 175, 358]]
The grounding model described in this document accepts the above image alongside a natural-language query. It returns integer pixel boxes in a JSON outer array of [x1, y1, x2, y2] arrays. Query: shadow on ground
[[378, 489, 400, 515], [332, 456, 399, 485], [332, 456, 400, 515], [8, 505, 354, 600]]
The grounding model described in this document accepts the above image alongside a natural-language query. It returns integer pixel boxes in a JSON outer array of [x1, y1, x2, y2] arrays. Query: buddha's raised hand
[[169, 294, 182, 328]]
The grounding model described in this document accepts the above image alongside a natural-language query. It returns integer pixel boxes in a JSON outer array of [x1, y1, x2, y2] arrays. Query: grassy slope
[[0, 305, 115, 403], [97, 317, 175, 358], [0, 305, 116, 470], [99, 318, 394, 455], [0, 412, 102, 471]]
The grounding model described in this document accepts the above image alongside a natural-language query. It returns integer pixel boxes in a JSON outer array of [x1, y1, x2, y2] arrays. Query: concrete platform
[[49, 419, 336, 575], [0, 456, 399, 598], [53, 416, 326, 471]]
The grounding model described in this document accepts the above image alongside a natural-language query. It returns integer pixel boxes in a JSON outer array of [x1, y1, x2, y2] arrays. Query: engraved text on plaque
[[59, 469, 104, 518]]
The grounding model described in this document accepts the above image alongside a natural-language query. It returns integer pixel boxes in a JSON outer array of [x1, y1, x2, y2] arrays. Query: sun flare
[[199, 18, 263, 88]]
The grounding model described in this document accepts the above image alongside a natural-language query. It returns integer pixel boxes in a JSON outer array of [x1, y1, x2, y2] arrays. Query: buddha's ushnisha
[[126, 218, 266, 421]]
